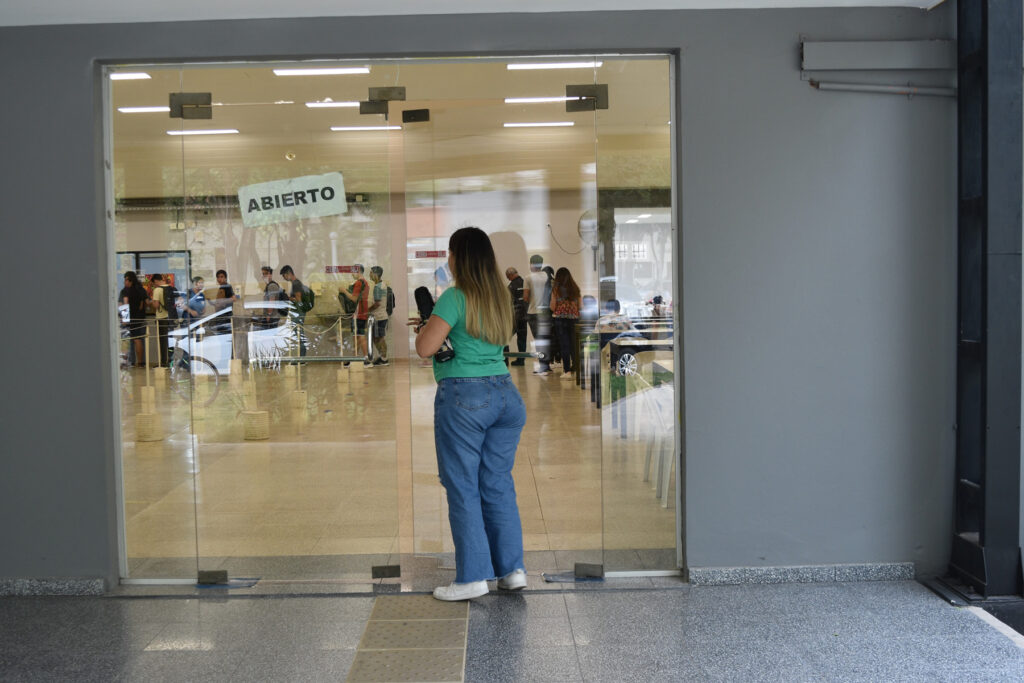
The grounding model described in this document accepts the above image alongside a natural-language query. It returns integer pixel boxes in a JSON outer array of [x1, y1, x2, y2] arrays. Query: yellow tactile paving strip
[[347, 595, 469, 682]]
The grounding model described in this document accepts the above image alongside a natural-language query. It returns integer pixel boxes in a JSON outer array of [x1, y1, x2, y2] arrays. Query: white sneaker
[[497, 569, 527, 591], [433, 580, 489, 601], [560, 372, 573, 380]]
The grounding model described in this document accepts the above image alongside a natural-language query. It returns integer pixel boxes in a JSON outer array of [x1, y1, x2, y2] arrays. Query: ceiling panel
[[111, 57, 672, 197]]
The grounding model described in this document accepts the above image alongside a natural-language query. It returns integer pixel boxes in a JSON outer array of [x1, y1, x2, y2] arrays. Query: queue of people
[[118, 269, 240, 367]]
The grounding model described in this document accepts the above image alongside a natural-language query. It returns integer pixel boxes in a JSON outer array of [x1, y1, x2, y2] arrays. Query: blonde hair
[[448, 227, 514, 345]]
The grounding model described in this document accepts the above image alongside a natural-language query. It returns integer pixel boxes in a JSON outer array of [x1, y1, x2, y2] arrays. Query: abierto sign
[[237, 172, 347, 227]]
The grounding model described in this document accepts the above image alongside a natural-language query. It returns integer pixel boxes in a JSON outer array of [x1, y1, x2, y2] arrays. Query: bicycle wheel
[[169, 348, 221, 407]]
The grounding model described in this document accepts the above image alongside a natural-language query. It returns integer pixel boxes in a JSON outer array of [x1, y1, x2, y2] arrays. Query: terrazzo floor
[[3, 580, 1024, 681]]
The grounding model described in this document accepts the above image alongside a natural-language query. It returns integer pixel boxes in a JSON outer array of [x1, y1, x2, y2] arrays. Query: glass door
[[397, 55, 678, 579], [177, 63, 401, 582], [112, 54, 677, 585], [114, 62, 402, 583], [398, 58, 607, 578]]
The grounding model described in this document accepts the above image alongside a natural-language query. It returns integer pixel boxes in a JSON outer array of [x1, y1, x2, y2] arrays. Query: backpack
[[298, 285, 315, 313], [386, 285, 395, 316], [339, 283, 357, 315], [162, 285, 180, 320]]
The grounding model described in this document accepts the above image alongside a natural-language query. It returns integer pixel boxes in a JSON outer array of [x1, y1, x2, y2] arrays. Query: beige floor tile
[[313, 536, 397, 555]]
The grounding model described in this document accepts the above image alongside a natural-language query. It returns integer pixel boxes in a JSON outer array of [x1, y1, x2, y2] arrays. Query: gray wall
[[0, 6, 956, 587]]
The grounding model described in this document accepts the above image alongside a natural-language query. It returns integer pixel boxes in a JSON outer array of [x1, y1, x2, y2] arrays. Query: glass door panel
[[176, 62, 399, 582], [112, 66, 199, 580], [399, 58, 604, 577], [595, 57, 677, 573]]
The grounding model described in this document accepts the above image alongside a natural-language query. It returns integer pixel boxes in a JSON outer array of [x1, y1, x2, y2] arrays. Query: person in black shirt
[[505, 267, 527, 365], [212, 269, 238, 311], [280, 265, 308, 356], [119, 270, 149, 367]]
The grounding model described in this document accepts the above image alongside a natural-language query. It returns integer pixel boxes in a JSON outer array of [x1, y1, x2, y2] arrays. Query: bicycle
[[168, 346, 221, 407]]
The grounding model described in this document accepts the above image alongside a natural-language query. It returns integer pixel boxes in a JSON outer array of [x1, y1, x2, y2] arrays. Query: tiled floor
[[3, 580, 1024, 682], [119, 355, 677, 581]]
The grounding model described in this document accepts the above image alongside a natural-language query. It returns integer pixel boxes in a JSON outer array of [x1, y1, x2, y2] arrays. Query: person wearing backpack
[[119, 271, 150, 368], [280, 265, 312, 357], [149, 273, 177, 367], [257, 266, 286, 330], [339, 264, 371, 365], [368, 265, 391, 366]]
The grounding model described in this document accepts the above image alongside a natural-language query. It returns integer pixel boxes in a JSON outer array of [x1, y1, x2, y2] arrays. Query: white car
[[167, 300, 298, 376]]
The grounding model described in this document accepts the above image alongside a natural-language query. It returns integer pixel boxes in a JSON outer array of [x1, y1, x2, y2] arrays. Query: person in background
[[413, 226, 527, 601], [185, 276, 206, 320], [505, 267, 527, 366], [550, 267, 582, 380], [651, 294, 666, 317], [258, 266, 284, 329], [280, 265, 308, 357], [596, 298, 639, 347], [368, 265, 390, 366], [339, 264, 371, 365], [212, 269, 238, 311], [150, 273, 172, 367], [522, 255, 552, 376], [119, 271, 149, 367]]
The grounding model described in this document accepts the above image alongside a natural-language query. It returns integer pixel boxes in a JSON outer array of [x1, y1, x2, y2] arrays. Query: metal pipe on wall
[[809, 79, 956, 97]]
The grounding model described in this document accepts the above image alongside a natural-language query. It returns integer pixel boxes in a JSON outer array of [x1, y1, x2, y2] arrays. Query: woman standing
[[119, 271, 149, 368], [413, 227, 528, 601], [550, 267, 581, 380]]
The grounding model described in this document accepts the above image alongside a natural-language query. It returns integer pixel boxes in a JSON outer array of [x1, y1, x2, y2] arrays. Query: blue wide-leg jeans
[[434, 375, 527, 583]]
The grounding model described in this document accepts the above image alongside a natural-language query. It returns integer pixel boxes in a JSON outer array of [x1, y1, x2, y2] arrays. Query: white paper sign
[[237, 172, 347, 228]]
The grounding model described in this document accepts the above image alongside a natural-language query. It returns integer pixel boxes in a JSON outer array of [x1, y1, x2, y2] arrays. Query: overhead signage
[[415, 250, 447, 258], [237, 172, 347, 228], [326, 265, 359, 273]]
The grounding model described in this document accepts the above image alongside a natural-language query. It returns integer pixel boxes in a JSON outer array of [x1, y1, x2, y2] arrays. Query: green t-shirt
[[431, 287, 508, 382]]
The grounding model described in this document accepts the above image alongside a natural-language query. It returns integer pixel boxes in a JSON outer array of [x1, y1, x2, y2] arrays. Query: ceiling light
[[330, 126, 402, 131], [274, 67, 370, 76], [506, 61, 603, 70], [503, 122, 575, 128], [166, 129, 239, 136], [626, 219, 639, 224], [638, 214, 652, 219], [110, 72, 151, 80], [306, 100, 360, 108], [504, 96, 582, 104], [118, 106, 170, 113]]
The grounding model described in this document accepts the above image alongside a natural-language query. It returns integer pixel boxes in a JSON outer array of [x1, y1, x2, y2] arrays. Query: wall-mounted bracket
[[369, 86, 406, 102], [566, 84, 609, 111], [169, 92, 212, 119], [359, 100, 388, 115], [402, 108, 430, 123]]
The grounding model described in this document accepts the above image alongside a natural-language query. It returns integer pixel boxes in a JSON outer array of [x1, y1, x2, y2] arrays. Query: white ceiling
[[0, 1, 945, 28]]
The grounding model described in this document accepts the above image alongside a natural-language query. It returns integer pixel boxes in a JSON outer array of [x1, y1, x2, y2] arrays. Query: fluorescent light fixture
[[626, 219, 639, 224], [166, 129, 239, 136], [306, 100, 360, 108], [638, 214, 652, 219], [507, 61, 603, 70], [274, 67, 369, 76], [503, 122, 575, 128], [110, 72, 151, 80], [118, 106, 171, 113], [330, 126, 402, 131], [504, 96, 582, 104]]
